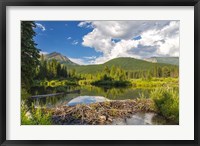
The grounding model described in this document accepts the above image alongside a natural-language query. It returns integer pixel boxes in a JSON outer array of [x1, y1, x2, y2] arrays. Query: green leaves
[[21, 21, 40, 89], [150, 87, 179, 123]]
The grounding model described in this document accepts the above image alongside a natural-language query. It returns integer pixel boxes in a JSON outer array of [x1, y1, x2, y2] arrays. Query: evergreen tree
[[103, 66, 110, 75], [162, 66, 170, 77], [128, 71, 133, 79], [56, 63, 61, 77], [110, 65, 116, 78], [21, 21, 40, 89], [157, 67, 162, 77]]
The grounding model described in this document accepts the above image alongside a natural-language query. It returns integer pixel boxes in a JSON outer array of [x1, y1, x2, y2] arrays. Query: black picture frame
[[0, 0, 199, 145]]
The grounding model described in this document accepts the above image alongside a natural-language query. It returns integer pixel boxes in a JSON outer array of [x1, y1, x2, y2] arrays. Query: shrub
[[30, 106, 52, 125], [21, 102, 52, 125], [150, 88, 179, 123], [21, 101, 34, 125], [21, 88, 52, 125], [21, 105, 52, 125], [131, 77, 178, 88], [21, 88, 30, 100], [91, 80, 131, 87]]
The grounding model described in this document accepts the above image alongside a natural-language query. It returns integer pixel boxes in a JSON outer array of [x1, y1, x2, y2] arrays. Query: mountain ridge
[[144, 57, 179, 66], [41, 52, 179, 74], [42, 52, 78, 66], [68, 57, 178, 74]]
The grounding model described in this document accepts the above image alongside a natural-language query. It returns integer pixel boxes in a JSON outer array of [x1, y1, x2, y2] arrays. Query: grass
[[21, 88, 52, 125], [150, 87, 179, 123], [131, 77, 178, 88], [21, 103, 52, 125]]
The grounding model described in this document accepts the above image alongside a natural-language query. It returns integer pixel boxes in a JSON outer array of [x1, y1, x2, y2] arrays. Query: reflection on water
[[29, 85, 177, 125], [30, 85, 153, 108], [67, 96, 109, 106], [112, 112, 177, 125]]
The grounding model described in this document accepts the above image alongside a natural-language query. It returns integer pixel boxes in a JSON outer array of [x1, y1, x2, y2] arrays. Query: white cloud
[[139, 21, 179, 56], [78, 21, 93, 28], [78, 22, 87, 27], [67, 37, 72, 40], [36, 23, 46, 31], [72, 40, 78, 45], [68, 57, 87, 65], [40, 51, 48, 55], [81, 20, 179, 64], [83, 56, 97, 59]]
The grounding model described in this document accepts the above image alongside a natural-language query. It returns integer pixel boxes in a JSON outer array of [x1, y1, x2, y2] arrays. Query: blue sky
[[34, 20, 179, 65], [34, 21, 102, 64]]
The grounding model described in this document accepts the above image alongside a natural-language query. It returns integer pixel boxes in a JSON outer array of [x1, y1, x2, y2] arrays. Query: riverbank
[[51, 99, 155, 125]]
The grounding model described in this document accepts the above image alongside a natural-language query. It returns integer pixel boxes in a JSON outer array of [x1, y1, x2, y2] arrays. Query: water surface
[[112, 113, 177, 125], [30, 85, 177, 125], [30, 85, 152, 108]]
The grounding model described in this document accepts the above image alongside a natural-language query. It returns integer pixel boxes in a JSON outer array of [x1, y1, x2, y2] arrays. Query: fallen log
[[30, 90, 80, 98]]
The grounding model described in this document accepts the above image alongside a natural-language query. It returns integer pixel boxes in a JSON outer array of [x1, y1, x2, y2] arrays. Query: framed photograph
[[0, 0, 199, 145]]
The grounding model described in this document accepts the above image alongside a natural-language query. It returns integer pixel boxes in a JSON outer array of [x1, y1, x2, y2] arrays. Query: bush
[[21, 102, 52, 125], [150, 88, 179, 123], [91, 80, 131, 87], [31, 107, 52, 125], [131, 77, 178, 88], [21, 101, 34, 125], [21, 88, 30, 100], [21, 88, 52, 125], [21, 101, 52, 125]]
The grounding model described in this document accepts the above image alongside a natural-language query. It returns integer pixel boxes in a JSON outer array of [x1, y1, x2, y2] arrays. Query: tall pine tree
[[21, 21, 40, 89]]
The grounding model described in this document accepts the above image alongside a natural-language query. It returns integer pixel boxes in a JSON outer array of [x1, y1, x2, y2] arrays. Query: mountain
[[41, 52, 178, 74], [144, 57, 179, 66], [68, 57, 178, 74], [42, 52, 78, 65]]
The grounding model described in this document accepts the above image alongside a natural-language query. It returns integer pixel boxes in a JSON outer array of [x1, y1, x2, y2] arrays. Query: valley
[[21, 21, 179, 126]]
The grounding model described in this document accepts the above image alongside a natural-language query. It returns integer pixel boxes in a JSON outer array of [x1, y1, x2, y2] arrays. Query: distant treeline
[[35, 55, 179, 82], [35, 55, 76, 80], [80, 65, 179, 81]]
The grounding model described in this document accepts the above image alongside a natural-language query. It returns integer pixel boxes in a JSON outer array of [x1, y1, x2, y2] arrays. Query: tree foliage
[[81, 65, 178, 81], [36, 58, 69, 80], [21, 21, 40, 89]]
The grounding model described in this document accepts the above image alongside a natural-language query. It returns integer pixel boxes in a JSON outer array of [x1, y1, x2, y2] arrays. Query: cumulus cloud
[[72, 40, 78, 45], [80, 20, 179, 64], [40, 51, 49, 55], [67, 37, 72, 40], [83, 56, 97, 59], [68, 57, 87, 65], [36, 23, 46, 31], [78, 21, 93, 28]]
